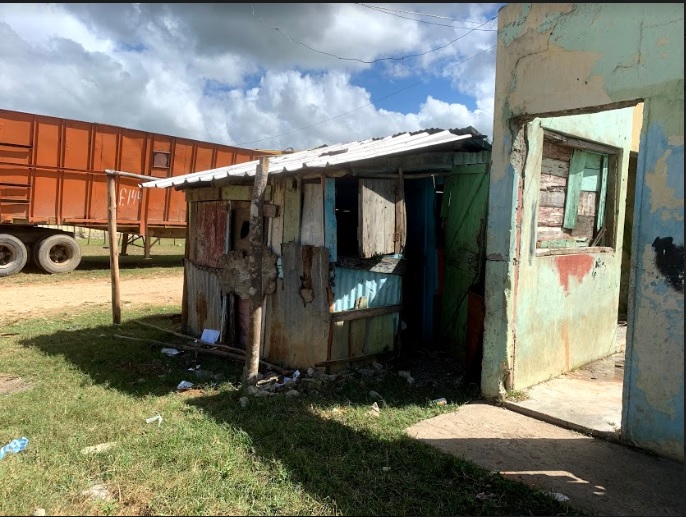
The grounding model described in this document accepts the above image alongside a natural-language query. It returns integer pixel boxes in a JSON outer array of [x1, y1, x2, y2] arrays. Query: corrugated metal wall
[[332, 265, 402, 312], [185, 262, 224, 336]]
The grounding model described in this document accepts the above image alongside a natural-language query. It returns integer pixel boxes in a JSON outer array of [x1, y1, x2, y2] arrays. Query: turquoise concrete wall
[[484, 3, 684, 461]]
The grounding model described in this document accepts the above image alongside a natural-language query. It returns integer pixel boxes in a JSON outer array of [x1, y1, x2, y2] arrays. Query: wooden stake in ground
[[242, 156, 270, 389], [106, 172, 121, 324]]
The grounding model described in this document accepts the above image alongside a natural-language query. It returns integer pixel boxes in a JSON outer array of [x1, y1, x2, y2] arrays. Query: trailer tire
[[0, 234, 28, 276], [34, 234, 82, 274]]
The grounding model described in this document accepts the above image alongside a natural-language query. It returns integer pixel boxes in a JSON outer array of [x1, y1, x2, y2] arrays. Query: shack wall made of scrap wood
[[263, 242, 331, 368]]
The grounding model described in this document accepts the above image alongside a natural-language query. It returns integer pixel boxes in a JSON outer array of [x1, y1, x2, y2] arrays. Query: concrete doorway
[[502, 322, 626, 439]]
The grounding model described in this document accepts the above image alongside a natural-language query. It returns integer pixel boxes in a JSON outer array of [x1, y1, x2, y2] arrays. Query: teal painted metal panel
[[323, 177, 337, 261], [332, 265, 402, 312]]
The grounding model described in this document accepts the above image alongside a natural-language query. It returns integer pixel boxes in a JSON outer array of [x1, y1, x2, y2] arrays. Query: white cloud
[[0, 3, 499, 152]]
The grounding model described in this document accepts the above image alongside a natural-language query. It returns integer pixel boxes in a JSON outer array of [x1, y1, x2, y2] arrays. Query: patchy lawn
[[0, 307, 581, 516]]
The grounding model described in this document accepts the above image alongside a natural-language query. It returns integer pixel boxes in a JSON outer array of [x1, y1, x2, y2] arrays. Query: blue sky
[[0, 3, 502, 151]]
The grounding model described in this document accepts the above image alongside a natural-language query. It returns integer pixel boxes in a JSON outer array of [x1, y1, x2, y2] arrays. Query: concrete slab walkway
[[406, 403, 684, 516], [502, 350, 625, 440]]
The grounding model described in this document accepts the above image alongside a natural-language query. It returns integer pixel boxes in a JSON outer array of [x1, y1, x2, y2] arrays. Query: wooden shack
[[142, 128, 492, 371]]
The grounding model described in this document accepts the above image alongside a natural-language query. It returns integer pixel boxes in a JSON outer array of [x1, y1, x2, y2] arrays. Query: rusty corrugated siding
[[185, 261, 223, 335]]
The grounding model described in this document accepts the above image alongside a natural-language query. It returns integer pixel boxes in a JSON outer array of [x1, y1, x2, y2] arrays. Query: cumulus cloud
[[0, 3, 500, 151]]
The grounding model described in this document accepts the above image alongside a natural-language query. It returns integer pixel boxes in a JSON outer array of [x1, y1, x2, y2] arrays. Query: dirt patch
[[0, 274, 183, 325], [0, 374, 34, 395]]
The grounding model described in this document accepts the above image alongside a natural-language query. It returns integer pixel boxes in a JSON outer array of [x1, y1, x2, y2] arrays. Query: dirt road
[[0, 274, 183, 325]]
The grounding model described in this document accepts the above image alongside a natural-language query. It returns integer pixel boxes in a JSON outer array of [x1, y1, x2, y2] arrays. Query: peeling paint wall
[[485, 3, 684, 461], [511, 111, 633, 389]]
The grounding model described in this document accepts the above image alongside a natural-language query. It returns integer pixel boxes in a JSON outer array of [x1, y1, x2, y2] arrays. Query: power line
[[356, 4, 500, 24], [356, 3, 498, 31], [233, 44, 497, 147], [251, 5, 496, 65]]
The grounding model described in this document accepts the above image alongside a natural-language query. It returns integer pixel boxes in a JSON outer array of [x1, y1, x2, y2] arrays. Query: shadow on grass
[[20, 314, 580, 516]]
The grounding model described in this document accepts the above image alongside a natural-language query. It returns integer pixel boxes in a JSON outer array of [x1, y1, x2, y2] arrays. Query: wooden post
[[242, 156, 270, 389], [106, 173, 121, 324]]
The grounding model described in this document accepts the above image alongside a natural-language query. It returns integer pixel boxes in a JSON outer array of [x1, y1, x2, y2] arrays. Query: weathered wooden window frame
[[536, 129, 619, 256]]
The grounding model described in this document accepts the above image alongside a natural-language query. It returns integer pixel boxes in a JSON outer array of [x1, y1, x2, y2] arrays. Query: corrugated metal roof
[[141, 129, 475, 189]]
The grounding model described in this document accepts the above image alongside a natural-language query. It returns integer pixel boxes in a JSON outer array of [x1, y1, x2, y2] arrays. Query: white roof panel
[[141, 129, 474, 189]]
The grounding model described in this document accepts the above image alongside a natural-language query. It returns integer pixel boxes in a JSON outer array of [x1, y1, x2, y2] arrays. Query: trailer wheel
[[34, 234, 82, 274], [0, 234, 28, 276]]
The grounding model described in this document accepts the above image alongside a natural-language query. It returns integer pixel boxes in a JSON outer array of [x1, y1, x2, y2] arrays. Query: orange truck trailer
[[0, 108, 267, 276]]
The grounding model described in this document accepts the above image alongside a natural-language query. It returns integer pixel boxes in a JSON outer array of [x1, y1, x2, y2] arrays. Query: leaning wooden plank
[[132, 319, 246, 356], [114, 333, 290, 374], [331, 304, 403, 323]]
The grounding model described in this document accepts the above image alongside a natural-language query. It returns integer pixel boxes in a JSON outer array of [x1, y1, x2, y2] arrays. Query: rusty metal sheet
[[190, 201, 229, 268], [0, 107, 263, 235], [185, 261, 224, 336], [263, 242, 330, 369]]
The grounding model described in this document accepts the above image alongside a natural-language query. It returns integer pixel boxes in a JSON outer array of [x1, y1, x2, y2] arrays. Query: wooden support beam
[[242, 156, 269, 389], [106, 172, 121, 324]]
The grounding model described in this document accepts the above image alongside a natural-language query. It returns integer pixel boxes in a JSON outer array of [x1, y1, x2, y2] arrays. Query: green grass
[[0, 307, 582, 516], [8, 237, 184, 285]]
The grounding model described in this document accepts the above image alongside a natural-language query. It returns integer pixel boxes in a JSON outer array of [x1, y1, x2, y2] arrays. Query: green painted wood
[[563, 149, 586, 229], [364, 313, 396, 354], [440, 170, 489, 353], [450, 163, 489, 175], [581, 152, 602, 191], [596, 155, 609, 231], [538, 238, 581, 248]]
